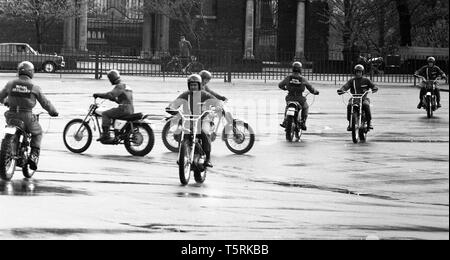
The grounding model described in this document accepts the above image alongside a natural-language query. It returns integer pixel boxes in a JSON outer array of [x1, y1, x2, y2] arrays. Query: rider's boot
[[98, 127, 115, 144], [300, 119, 307, 131], [347, 123, 352, 132], [437, 103, 442, 109], [280, 118, 287, 128], [367, 121, 374, 130], [204, 153, 213, 168], [28, 147, 40, 171], [417, 101, 422, 109]]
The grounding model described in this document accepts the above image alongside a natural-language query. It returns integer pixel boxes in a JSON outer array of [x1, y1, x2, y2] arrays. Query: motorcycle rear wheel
[[0, 134, 18, 181]]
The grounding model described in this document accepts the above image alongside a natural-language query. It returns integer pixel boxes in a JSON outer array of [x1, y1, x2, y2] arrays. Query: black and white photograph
[[0, 0, 448, 242]]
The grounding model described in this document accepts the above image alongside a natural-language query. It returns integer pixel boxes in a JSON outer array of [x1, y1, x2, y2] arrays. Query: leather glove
[[337, 89, 345, 95], [315, 91, 320, 96], [50, 112, 59, 117], [93, 93, 99, 99], [3, 101, 9, 107]]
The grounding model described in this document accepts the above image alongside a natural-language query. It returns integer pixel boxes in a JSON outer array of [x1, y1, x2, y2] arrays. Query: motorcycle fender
[[286, 108, 296, 116]]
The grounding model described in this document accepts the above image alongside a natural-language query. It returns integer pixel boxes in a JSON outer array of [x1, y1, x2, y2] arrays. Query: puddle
[[0, 179, 88, 196]]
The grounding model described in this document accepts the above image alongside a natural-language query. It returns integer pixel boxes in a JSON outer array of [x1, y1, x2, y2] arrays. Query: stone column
[[78, 0, 88, 52], [243, 0, 255, 60], [62, 0, 76, 55], [160, 15, 170, 55], [141, 12, 153, 59], [295, 0, 306, 60], [154, 14, 170, 59], [62, 16, 76, 54]]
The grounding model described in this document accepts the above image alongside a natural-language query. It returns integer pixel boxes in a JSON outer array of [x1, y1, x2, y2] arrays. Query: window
[[0, 45, 10, 54]]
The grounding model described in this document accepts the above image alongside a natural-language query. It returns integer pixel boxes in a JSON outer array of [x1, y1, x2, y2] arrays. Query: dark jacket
[[279, 74, 318, 101], [96, 82, 133, 107], [415, 65, 446, 81], [0, 76, 57, 114], [340, 77, 378, 96]]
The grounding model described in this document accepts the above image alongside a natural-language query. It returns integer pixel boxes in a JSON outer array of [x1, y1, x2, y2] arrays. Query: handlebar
[[340, 89, 372, 98]]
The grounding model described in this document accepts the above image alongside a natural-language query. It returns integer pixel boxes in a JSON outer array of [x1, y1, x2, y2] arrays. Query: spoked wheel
[[0, 134, 18, 181], [125, 124, 155, 156], [63, 119, 93, 154], [223, 120, 255, 155], [178, 139, 192, 185], [285, 116, 295, 142], [351, 113, 360, 144], [162, 120, 181, 153]]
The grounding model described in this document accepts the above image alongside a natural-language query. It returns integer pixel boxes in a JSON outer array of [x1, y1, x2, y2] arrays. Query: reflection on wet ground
[[0, 179, 88, 196]]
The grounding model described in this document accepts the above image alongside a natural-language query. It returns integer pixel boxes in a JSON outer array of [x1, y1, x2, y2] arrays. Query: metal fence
[[1, 44, 448, 84]]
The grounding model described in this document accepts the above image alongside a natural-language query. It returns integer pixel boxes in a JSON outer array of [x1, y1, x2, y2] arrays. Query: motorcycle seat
[[119, 113, 144, 121]]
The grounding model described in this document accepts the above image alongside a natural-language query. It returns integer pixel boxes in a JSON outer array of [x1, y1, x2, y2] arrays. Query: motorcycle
[[0, 112, 47, 181], [341, 89, 372, 144], [173, 106, 215, 185], [284, 93, 311, 142], [162, 104, 255, 155], [63, 98, 155, 156], [165, 55, 204, 75], [415, 75, 441, 118]]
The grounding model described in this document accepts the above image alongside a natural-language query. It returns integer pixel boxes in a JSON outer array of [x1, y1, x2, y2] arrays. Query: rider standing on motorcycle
[[199, 70, 227, 102], [337, 64, 378, 131], [166, 74, 222, 168], [0, 61, 59, 170], [415, 57, 447, 109], [279, 62, 319, 131], [93, 70, 134, 144]]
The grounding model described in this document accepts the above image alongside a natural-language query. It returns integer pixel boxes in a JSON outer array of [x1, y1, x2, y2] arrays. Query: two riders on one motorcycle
[[166, 74, 222, 168]]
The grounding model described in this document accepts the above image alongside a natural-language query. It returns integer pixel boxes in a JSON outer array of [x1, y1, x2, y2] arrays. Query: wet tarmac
[[0, 76, 448, 240]]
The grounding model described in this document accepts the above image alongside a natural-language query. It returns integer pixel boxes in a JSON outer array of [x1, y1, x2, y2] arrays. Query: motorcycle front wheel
[[351, 113, 360, 144], [0, 134, 18, 181], [426, 96, 433, 118], [162, 120, 181, 153], [178, 139, 192, 185], [63, 119, 93, 154]]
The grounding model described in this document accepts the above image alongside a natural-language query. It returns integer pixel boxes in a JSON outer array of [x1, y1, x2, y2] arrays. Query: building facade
[[1, 0, 329, 61]]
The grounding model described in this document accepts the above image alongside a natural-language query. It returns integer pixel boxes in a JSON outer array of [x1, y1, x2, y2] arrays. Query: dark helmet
[[107, 70, 121, 85], [187, 74, 202, 91], [354, 64, 365, 73], [199, 70, 212, 82], [427, 57, 436, 64], [18, 61, 34, 79], [292, 61, 302, 73]]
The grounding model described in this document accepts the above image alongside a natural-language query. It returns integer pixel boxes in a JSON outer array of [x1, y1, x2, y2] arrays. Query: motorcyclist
[[198, 70, 236, 133], [337, 64, 378, 131], [414, 57, 447, 109], [93, 70, 134, 144], [0, 61, 59, 170], [279, 61, 319, 131], [166, 74, 222, 168]]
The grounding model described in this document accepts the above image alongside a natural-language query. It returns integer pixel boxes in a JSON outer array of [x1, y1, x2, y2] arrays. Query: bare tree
[[0, 0, 78, 52], [141, 0, 207, 49]]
